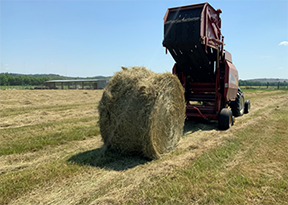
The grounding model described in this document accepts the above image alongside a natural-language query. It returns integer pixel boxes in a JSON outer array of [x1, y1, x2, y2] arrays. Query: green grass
[[0, 116, 97, 140], [0, 116, 100, 204], [0, 89, 287, 204], [0, 161, 84, 204], [129, 101, 288, 204], [0, 89, 103, 204], [0, 125, 100, 156], [0, 117, 100, 156], [0, 103, 97, 117]]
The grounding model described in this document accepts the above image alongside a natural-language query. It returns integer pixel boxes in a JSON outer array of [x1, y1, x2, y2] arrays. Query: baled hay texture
[[98, 66, 185, 159]]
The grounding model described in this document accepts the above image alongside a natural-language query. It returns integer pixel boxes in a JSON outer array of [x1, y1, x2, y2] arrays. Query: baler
[[163, 2, 250, 130]]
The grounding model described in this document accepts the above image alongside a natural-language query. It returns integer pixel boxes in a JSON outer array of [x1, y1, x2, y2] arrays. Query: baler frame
[[163, 2, 248, 129]]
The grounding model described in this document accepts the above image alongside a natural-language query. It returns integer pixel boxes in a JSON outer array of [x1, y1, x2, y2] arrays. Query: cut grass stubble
[[0, 89, 287, 204], [0, 117, 100, 156], [129, 101, 288, 204]]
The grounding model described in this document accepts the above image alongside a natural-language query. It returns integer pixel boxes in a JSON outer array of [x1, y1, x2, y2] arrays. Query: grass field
[[0, 89, 287, 204]]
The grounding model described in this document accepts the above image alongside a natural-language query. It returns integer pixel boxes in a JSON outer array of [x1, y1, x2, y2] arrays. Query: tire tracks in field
[[7, 91, 288, 205]]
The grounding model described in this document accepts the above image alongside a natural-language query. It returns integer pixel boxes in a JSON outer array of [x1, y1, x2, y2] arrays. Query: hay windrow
[[98, 67, 185, 159]]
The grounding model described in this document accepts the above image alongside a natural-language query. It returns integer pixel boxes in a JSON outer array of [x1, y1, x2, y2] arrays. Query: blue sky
[[1, 0, 288, 80]]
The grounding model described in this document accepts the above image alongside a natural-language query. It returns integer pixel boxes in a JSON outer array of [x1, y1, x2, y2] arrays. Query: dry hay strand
[[98, 66, 185, 159]]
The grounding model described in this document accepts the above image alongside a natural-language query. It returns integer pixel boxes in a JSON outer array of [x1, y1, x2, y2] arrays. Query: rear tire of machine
[[218, 108, 233, 130], [244, 100, 250, 114], [231, 91, 244, 117]]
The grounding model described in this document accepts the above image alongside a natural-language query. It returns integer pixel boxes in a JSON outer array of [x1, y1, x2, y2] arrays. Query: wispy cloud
[[279, 41, 288, 46]]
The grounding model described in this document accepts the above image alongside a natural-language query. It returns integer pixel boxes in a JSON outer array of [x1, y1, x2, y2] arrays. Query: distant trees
[[0, 72, 286, 87], [0, 73, 50, 86], [239, 79, 287, 87], [239, 80, 264, 86], [0, 73, 8, 86]]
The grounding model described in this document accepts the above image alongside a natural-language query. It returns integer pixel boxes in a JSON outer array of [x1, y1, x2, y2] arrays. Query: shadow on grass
[[69, 119, 219, 170], [183, 118, 218, 135], [68, 146, 150, 171]]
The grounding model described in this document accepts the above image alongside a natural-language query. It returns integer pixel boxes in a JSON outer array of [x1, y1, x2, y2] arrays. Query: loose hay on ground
[[98, 66, 186, 159]]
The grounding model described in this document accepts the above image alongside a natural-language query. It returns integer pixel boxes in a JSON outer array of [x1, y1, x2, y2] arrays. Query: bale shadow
[[69, 119, 218, 170], [183, 118, 218, 135], [68, 145, 150, 171]]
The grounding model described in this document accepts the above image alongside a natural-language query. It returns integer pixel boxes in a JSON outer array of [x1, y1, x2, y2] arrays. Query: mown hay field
[[0, 89, 287, 204]]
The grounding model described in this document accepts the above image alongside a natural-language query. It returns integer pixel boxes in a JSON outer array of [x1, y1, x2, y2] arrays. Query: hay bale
[[98, 66, 185, 159]]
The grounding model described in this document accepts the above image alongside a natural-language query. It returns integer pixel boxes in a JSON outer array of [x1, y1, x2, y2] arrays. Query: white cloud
[[279, 41, 288, 46]]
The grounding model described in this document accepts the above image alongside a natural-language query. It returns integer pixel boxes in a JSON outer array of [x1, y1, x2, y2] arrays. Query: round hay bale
[[98, 66, 185, 159]]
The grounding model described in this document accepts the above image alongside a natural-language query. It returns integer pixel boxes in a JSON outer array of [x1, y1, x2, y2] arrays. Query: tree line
[[1, 72, 287, 87], [0, 73, 50, 86], [239, 80, 288, 87]]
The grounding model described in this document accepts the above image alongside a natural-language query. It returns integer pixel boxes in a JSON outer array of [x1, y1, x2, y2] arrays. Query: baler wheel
[[231, 91, 244, 117], [218, 108, 233, 130], [244, 100, 250, 114]]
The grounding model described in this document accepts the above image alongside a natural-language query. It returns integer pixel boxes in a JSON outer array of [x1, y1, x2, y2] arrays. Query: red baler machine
[[163, 2, 250, 129]]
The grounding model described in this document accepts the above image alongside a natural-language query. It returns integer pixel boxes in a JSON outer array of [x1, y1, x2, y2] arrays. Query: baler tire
[[244, 100, 250, 114], [218, 108, 233, 130], [231, 91, 244, 117]]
